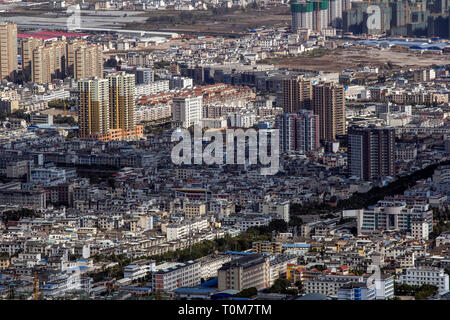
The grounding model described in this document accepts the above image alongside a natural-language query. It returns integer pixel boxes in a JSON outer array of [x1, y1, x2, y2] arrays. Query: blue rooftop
[[173, 287, 217, 294], [225, 251, 254, 255], [199, 277, 218, 288]]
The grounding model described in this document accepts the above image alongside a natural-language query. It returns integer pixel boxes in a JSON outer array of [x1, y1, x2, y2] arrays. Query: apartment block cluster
[[0, 0, 450, 300]]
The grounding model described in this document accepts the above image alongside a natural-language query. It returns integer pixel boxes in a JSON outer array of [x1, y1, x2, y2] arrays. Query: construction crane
[[405, 0, 410, 24], [317, 0, 320, 33], [33, 272, 39, 300]]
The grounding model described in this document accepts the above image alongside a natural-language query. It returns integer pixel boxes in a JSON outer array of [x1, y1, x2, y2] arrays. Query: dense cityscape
[[0, 0, 449, 303]]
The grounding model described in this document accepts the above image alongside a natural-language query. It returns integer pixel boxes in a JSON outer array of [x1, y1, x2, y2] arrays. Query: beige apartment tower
[[32, 40, 66, 84], [78, 78, 110, 138], [282, 76, 313, 113], [0, 22, 18, 81], [66, 39, 87, 77], [21, 38, 43, 82], [107, 72, 135, 131], [74, 44, 103, 80], [313, 82, 346, 142]]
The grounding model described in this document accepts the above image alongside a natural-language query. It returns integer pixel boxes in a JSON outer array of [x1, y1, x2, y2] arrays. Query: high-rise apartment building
[[78, 78, 109, 138], [312, 0, 329, 31], [0, 22, 18, 81], [21, 37, 42, 82], [328, 0, 343, 28], [313, 82, 345, 142], [276, 110, 319, 154], [347, 125, 395, 181], [32, 40, 66, 84], [78, 72, 142, 141], [291, 1, 314, 31], [66, 39, 87, 77], [107, 72, 136, 132], [172, 95, 203, 128], [282, 76, 313, 114], [74, 44, 103, 80], [290, 1, 330, 32]]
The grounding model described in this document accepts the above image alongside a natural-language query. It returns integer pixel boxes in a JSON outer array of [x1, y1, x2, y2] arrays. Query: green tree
[[233, 287, 257, 298]]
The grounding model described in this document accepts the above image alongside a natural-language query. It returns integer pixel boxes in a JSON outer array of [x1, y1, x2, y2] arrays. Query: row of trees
[[263, 278, 304, 296], [0, 208, 36, 224], [394, 283, 438, 300], [290, 159, 450, 219], [54, 114, 77, 126], [87, 220, 288, 282]]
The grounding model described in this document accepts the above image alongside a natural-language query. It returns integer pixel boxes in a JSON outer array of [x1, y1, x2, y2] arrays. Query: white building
[[398, 268, 449, 293], [166, 218, 209, 241], [40, 269, 92, 296], [123, 261, 156, 280], [152, 260, 201, 293], [169, 76, 193, 90], [357, 201, 433, 236], [411, 219, 429, 240], [228, 112, 256, 128], [172, 95, 203, 128]]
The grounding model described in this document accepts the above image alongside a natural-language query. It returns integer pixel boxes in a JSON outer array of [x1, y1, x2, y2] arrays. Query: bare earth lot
[[273, 47, 450, 72]]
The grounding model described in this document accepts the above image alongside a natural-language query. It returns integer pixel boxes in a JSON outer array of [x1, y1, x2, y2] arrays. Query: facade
[[32, 40, 66, 84], [166, 218, 209, 241], [348, 125, 395, 181], [152, 260, 201, 293], [337, 282, 376, 300], [40, 270, 92, 296], [411, 219, 429, 240], [0, 22, 18, 81], [217, 254, 271, 291], [74, 44, 103, 80], [282, 76, 313, 114], [172, 95, 203, 128], [313, 82, 345, 142], [135, 67, 154, 84], [78, 78, 110, 138], [123, 261, 155, 280], [328, 0, 343, 28], [107, 72, 136, 132], [252, 241, 283, 255], [398, 268, 449, 293], [291, 2, 314, 31], [290, 1, 329, 32], [197, 254, 232, 280], [78, 72, 141, 141], [184, 202, 207, 219], [357, 200, 433, 236], [21, 37, 42, 82], [261, 201, 290, 223], [276, 110, 319, 154], [304, 274, 371, 298], [169, 76, 193, 90], [0, 184, 46, 209], [374, 274, 395, 300]]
